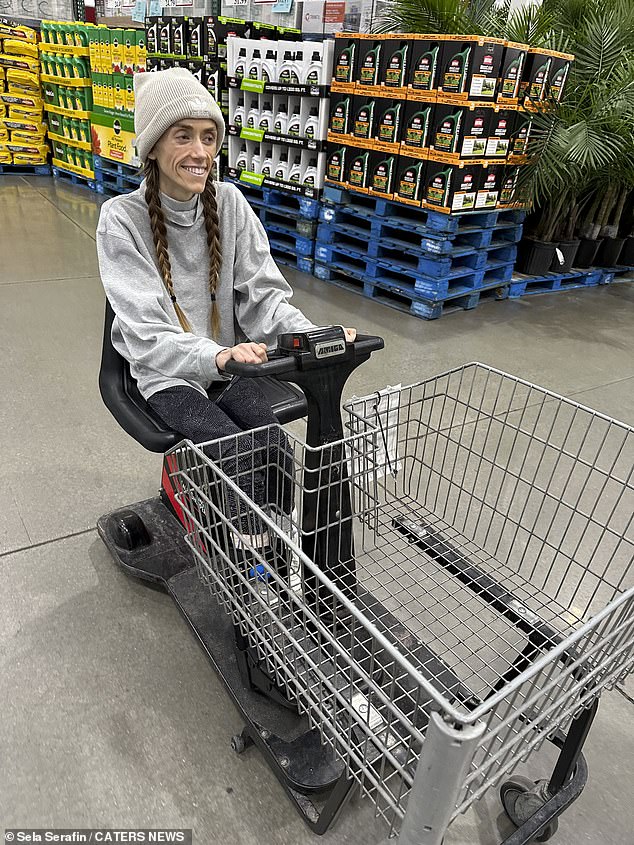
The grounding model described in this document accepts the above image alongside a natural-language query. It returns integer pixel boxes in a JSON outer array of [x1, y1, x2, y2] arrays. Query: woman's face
[[149, 118, 217, 201]]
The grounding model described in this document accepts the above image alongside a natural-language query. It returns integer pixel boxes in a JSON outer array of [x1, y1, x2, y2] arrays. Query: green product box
[[357, 39, 384, 88], [346, 146, 372, 191], [135, 30, 147, 72], [329, 92, 352, 135], [123, 30, 136, 75], [402, 100, 434, 151], [186, 17, 205, 60], [186, 59, 204, 85], [374, 98, 404, 145], [111, 28, 125, 74], [425, 159, 480, 212], [368, 149, 398, 197], [146, 17, 159, 55], [381, 38, 410, 89], [395, 155, 427, 204], [124, 75, 135, 114], [100, 27, 112, 73], [171, 18, 186, 58], [326, 142, 348, 184], [439, 38, 475, 96], [352, 96, 376, 141], [113, 73, 127, 111], [47, 112, 63, 136], [333, 36, 358, 85], [57, 87, 69, 110], [90, 110, 140, 167], [467, 39, 505, 101], [408, 38, 444, 92], [159, 17, 172, 56], [53, 139, 67, 161], [477, 163, 504, 209], [42, 80, 58, 106], [497, 43, 527, 102]]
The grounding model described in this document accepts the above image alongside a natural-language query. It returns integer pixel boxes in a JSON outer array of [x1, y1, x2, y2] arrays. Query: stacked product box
[[89, 24, 146, 167], [40, 21, 94, 179], [326, 32, 573, 213], [145, 14, 253, 169], [226, 34, 334, 198], [0, 21, 49, 167]]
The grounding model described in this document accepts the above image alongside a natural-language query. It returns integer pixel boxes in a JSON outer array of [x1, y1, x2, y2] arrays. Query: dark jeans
[[148, 379, 294, 531]]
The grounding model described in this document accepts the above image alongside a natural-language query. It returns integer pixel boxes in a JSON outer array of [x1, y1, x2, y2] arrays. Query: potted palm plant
[[576, 162, 634, 267], [376, 0, 634, 276]]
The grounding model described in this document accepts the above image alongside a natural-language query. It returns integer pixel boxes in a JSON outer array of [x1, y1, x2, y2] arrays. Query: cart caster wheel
[[231, 731, 253, 755], [110, 509, 151, 551], [500, 776, 559, 842]]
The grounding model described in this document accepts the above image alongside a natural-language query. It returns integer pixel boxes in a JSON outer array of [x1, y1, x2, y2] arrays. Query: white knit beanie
[[133, 68, 225, 162]]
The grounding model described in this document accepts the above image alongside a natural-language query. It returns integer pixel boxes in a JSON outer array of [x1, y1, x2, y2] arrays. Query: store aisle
[[1, 175, 632, 845]]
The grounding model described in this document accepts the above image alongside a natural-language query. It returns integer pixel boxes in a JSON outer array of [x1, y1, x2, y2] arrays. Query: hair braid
[[144, 158, 192, 332], [201, 168, 222, 339]]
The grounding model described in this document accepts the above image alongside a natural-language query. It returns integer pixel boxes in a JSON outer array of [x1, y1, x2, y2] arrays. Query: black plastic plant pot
[[575, 237, 602, 269], [550, 239, 580, 273], [619, 236, 634, 267], [516, 238, 557, 276], [596, 236, 625, 268]]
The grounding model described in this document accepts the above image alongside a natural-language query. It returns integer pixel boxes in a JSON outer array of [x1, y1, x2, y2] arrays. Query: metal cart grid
[[167, 362, 633, 842]]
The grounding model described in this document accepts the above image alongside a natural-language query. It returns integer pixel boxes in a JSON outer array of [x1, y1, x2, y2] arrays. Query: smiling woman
[[95, 67, 356, 567], [149, 119, 219, 201]]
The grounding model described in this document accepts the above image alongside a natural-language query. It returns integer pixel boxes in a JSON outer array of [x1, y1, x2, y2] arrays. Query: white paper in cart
[[349, 385, 402, 480]]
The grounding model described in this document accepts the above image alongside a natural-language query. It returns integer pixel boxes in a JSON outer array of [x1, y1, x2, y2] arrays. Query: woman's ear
[[147, 148, 156, 161]]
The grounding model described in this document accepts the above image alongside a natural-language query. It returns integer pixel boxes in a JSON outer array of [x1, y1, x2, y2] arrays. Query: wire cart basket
[[167, 363, 634, 845]]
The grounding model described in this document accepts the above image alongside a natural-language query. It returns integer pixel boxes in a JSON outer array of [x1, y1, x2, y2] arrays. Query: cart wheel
[[500, 776, 559, 842], [110, 509, 151, 551], [231, 734, 246, 754], [230, 730, 253, 755]]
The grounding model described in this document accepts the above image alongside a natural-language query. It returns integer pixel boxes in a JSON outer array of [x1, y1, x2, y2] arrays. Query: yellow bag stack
[[0, 22, 48, 167]]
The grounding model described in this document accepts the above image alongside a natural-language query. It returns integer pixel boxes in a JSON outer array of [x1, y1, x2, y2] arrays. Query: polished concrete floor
[[0, 174, 632, 844]]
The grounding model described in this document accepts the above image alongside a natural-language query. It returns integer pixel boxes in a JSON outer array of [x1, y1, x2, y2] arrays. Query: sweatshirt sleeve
[[96, 213, 225, 383], [231, 189, 316, 347]]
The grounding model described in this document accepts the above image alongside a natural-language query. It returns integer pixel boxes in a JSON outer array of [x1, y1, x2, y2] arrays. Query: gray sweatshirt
[[96, 181, 314, 399]]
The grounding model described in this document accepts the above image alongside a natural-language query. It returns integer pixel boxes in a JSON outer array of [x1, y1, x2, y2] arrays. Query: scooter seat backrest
[[98, 300, 307, 453]]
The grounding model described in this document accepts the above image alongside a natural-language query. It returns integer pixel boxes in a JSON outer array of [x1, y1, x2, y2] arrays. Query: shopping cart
[[167, 361, 633, 845]]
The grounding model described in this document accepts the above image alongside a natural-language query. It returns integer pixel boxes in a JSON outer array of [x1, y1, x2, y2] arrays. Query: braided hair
[[144, 157, 222, 337]]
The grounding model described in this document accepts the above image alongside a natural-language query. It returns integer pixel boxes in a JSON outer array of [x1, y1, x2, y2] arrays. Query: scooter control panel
[[277, 326, 348, 363]]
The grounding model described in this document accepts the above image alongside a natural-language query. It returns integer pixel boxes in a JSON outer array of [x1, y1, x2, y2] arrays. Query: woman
[[97, 68, 354, 563]]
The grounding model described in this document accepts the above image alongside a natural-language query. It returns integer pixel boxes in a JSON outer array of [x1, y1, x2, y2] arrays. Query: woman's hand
[[344, 327, 357, 342], [216, 342, 268, 371]]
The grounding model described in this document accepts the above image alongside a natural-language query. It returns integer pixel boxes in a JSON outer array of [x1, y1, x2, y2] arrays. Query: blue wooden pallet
[[316, 217, 521, 267], [259, 206, 317, 238], [509, 269, 604, 298], [313, 243, 513, 301], [93, 155, 143, 182], [225, 176, 321, 220], [94, 164, 143, 196], [371, 239, 517, 279], [264, 223, 314, 257], [314, 240, 514, 293], [227, 189, 316, 235], [0, 163, 50, 176], [375, 220, 524, 256], [600, 265, 634, 283], [319, 198, 524, 252], [322, 184, 525, 234], [270, 241, 314, 275], [51, 165, 97, 192], [314, 261, 509, 320]]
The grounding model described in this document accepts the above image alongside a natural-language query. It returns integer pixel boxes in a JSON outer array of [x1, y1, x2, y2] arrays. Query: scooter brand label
[[315, 339, 346, 359]]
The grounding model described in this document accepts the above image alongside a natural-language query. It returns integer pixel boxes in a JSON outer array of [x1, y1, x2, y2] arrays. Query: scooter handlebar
[[223, 334, 384, 378]]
